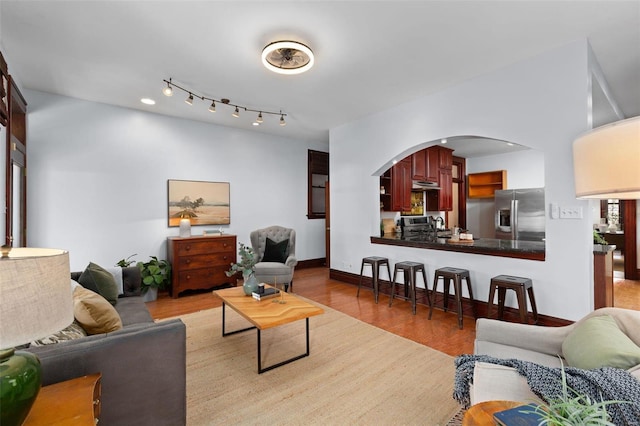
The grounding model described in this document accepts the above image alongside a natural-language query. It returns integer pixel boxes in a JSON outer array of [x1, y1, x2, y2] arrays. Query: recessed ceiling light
[[262, 41, 314, 75], [141, 98, 156, 105]]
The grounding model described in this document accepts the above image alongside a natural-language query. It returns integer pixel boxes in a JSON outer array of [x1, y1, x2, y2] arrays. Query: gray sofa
[[26, 266, 187, 426], [470, 307, 640, 405]]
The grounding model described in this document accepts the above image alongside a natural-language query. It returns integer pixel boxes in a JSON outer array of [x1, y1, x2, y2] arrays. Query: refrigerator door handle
[[512, 199, 518, 240]]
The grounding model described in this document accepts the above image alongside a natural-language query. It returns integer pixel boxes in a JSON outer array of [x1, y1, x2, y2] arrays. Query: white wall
[[26, 90, 328, 271], [330, 40, 595, 321], [466, 149, 545, 238]]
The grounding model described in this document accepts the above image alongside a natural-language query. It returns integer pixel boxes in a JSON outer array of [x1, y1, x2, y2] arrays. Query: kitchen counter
[[371, 233, 545, 261]]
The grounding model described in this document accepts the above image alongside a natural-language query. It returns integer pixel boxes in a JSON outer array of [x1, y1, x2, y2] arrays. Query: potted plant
[[137, 256, 171, 302], [115, 253, 137, 268], [225, 243, 258, 295]]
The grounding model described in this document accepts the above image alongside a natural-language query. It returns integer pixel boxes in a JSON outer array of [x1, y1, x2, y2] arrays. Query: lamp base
[[0, 348, 42, 426]]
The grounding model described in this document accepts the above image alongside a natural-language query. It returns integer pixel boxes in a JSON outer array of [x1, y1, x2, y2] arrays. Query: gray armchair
[[250, 226, 298, 292]]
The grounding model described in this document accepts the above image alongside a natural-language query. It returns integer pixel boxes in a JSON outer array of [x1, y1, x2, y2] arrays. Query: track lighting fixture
[[162, 78, 288, 126], [163, 80, 173, 96]]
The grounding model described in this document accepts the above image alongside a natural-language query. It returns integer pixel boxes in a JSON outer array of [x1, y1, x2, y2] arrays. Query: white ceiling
[[1, 1, 639, 146]]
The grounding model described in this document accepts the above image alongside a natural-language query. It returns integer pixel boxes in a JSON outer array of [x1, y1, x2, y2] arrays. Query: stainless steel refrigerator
[[495, 188, 545, 241]]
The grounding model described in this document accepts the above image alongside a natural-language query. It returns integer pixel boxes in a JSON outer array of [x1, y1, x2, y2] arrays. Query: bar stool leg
[[357, 260, 366, 298], [465, 276, 477, 319], [454, 276, 463, 329], [515, 287, 528, 323], [487, 283, 496, 320], [497, 287, 507, 320], [389, 266, 399, 307], [528, 287, 539, 324], [443, 278, 451, 312], [372, 263, 380, 304], [410, 268, 417, 315]]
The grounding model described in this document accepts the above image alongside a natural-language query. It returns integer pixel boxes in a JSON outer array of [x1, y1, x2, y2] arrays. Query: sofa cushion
[[471, 361, 543, 406], [562, 314, 640, 370], [30, 321, 87, 346], [262, 238, 288, 263], [78, 262, 119, 305], [73, 285, 123, 335]]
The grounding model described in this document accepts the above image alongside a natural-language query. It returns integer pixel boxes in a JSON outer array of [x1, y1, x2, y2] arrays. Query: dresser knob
[[186, 275, 191, 280], [185, 245, 191, 251], [185, 259, 191, 264]]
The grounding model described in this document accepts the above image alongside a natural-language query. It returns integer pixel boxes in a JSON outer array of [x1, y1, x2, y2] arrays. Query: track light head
[[163, 81, 173, 97], [185, 93, 194, 105], [208, 101, 216, 113], [256, 112, 264, 123], [279, 114, 286, 126], [232, 107, 240, 118]]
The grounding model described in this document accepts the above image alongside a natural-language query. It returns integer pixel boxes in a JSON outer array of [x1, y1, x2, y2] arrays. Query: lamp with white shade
[[573, 115, 640, 199], [0, 247, 73, 426]]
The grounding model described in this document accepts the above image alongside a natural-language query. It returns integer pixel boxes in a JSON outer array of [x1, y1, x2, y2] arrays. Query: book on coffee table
[[493, 403, 544, 426], [252, 288, 280, 301]]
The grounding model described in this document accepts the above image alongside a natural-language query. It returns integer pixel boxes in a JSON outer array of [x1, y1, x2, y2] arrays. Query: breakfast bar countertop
[[371, 233, 545, 261]]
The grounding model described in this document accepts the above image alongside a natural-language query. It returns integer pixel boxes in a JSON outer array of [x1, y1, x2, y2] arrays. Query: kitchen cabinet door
[[391, 158, 412, 212], [425, 147, 439, 183], [412, 149, 427, 180], [438, 147, 454, 169], [438, 169, 453, 211]]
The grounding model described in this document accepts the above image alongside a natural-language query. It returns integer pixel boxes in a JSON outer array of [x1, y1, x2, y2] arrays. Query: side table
[[462, 400, 522, 425], [23, 373, 101, 425]]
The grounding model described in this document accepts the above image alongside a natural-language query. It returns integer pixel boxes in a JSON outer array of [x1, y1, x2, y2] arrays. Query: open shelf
[[467, 170, 507, 198]]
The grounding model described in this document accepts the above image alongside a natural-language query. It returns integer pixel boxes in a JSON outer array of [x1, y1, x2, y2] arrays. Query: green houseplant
[[137, 256, 171, 301], [225, 243, 258, 295], [115, 253, 137, 268]]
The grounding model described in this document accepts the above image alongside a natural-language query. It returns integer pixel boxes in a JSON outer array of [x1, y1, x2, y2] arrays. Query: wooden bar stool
[[357, 256, 391, 304], [389, 261, 430, 315], [430, 267, 477, 329], [487, 275, 538, 324]]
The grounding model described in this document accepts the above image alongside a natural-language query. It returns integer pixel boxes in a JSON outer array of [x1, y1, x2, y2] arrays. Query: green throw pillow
[[562, 315, 640, 370], [262, 238, 289, 263], [78, 262, 119, 305]]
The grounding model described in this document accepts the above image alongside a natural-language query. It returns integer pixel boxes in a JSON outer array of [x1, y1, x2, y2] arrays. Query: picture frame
[[168, 179, 230, 226]]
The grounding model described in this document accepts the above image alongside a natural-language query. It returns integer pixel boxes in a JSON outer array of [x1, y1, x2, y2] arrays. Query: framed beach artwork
[[168, 180, 230, 226]]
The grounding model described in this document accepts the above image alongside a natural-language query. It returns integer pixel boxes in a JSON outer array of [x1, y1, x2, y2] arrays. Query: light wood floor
[[146, 267, 640, 358]]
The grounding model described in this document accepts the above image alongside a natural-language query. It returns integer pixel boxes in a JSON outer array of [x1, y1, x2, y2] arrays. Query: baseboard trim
[[298, 258, 326, 269], [329, 268, 572, 327]]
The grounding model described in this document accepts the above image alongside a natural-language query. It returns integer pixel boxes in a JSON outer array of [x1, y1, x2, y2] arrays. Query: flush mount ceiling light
[[262, 41, 314, 75], [162, 78, 287, 126]]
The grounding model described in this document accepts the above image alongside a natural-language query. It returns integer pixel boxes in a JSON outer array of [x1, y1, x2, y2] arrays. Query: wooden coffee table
[[213, 286, 324, 373], [462, 400, 524, 425]]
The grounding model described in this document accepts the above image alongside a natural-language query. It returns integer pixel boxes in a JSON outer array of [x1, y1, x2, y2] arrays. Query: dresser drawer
[[174, 238, 234, 256], [175, 253, 234, 270], [177, 267, 230, 288]]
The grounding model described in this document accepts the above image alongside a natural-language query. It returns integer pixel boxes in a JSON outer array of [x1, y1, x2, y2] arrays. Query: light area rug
[[175, 301, 461, 425]]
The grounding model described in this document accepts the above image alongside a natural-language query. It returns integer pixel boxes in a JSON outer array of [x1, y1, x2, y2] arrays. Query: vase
[[242, 272, 259, 296], [142, 287, 158, 302]]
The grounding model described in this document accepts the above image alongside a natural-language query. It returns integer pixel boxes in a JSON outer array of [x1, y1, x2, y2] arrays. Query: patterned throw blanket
[[453, 354, 640, 426]]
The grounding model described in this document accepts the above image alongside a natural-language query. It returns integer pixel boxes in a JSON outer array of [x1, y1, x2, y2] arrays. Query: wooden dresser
[[167, 235, 237, 298]]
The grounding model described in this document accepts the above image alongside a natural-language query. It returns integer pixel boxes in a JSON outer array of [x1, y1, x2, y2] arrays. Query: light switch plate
[[559, 205, 583, 219]]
